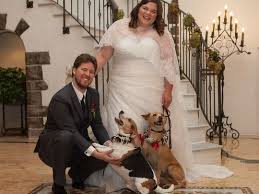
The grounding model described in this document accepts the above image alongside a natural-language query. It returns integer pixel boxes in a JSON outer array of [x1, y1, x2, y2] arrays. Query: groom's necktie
[[81, 95, 86, 112]]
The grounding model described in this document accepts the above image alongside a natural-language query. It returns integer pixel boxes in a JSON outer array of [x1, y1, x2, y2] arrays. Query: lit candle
[[205, 26, 209, 44], [211, 19, 215, 37], [235, 19, 238, 39], [217, 11, 221, 30], [241, 28, 245, 47], [224, 5, 228, 24], [230, 12, 233, 31], [234, 19, 238, 33]]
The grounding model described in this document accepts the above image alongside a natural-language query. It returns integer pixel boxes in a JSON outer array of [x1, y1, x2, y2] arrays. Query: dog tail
[[154, 184, 174, 193]]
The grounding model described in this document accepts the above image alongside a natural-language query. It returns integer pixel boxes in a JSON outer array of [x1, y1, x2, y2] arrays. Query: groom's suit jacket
[[34, 83, 109, 154]]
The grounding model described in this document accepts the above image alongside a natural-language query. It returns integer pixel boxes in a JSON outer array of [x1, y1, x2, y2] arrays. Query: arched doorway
[[0, 30, 26, 70], [0, 30, 27, 136]]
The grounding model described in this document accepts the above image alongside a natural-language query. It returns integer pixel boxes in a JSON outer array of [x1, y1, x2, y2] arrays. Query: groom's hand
[[92, 150, 121, 166]]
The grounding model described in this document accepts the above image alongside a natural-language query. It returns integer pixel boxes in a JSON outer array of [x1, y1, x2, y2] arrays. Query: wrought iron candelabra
[[204, 5, 251, 145]]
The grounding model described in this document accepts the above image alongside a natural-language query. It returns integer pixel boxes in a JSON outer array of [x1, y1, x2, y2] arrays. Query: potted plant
[[207, 49, 224, 74], [189, 27, 201, 48], [183, 13, 195, 28], [168, 0, 179, 24], [0, 67, 26, 104], [115, 9, 124, 21]]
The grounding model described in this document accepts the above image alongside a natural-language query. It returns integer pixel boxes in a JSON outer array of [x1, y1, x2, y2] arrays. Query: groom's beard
[[74, 75, 92, 90]]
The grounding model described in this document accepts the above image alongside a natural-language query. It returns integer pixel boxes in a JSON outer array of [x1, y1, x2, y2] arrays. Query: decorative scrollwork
[[206, 115, 240, 143], [223, 116, 240, 139], [209, 31, 243, 62], [203, 7, 251, 145]]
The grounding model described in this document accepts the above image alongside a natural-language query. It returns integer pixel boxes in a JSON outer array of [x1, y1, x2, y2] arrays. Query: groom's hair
[[73, 53, 97, 72]]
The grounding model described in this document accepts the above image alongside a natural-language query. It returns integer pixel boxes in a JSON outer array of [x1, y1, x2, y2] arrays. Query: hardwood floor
[[0, 137, 258, 194]]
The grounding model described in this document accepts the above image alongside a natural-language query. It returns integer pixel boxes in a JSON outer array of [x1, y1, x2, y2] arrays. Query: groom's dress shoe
[[52, 183, 67, 194], [68, 169, 85, 190], [72, 181, 85, 190]]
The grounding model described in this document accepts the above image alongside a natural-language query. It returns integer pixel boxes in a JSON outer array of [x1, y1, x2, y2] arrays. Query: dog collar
[[143, 128, 169, 146], [139, 134, 160, 151], [111, 134, 132, 144], [150, 128, 164, 133]]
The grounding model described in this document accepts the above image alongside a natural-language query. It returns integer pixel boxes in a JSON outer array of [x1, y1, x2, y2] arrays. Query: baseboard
[[239, 135, 259, 139]]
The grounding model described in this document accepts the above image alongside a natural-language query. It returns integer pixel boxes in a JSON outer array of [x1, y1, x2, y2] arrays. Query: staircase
[[31, 0, 222, 165], [36, 0, 105, 93], [181, 79, 222, 165]]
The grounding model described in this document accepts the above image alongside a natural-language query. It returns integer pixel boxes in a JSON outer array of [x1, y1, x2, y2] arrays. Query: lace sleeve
[[95, 19, 128, 49], [95, 22, 116, 49], [159, 28, 180, 85]]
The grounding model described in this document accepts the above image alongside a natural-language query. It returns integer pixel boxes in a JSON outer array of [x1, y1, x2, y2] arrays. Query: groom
[[34, 53, 120, 194]]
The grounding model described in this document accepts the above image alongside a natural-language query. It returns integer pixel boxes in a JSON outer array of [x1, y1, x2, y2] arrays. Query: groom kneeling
[[34, 53, 120, 194]]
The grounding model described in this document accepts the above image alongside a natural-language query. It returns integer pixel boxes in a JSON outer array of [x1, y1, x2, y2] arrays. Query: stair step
[[52, 13, 86, 30], [187, 123, 209, 143], [180, 79, 189, 83], [192, 141, 222, 151], [53, 13, 70, 17], [192, 142, 222, 165], [82, 34, 102, 39], [183, 93, 196, 96], [187, 123, 209, 129], [68, 24, 82, 28], [38, 2, 56, 7], [52, 12, 105, 36], [185, 107, 200, 112], [180, 79, 195, 93], [182, 93, 197, 109], [82, 28, 104, 39], [185, 107, 205, 124]]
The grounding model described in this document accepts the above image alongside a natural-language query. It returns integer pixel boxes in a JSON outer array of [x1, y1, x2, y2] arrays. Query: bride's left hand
[[162, 88, 172, 108]]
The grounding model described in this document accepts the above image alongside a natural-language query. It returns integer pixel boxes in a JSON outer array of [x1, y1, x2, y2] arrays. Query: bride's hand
[[162, 88, 172, 108], [162, 78, 173, 108]]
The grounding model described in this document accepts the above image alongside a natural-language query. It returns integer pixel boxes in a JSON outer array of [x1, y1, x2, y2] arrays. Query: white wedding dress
[[85, 18, 233, 192]]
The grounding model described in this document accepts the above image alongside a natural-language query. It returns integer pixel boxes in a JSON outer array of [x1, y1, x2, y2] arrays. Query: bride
[[86, 0, 233, 191]]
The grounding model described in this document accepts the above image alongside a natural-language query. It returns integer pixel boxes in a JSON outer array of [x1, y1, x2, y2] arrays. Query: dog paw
[[92, 143, 113, 152]]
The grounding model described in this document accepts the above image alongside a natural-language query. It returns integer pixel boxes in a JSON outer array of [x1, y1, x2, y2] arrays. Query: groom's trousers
[[37, 130, 107, 186]]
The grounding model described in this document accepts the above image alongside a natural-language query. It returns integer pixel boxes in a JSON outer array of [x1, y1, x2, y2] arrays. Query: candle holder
[[204, 6, 251, 145]]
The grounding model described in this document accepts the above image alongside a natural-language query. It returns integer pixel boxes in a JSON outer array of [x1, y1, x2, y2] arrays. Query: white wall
[[0, 0, 95, 107], [257, 48, 259, 136], [179, 0, 258, 136], [0, 0, 97, 128]]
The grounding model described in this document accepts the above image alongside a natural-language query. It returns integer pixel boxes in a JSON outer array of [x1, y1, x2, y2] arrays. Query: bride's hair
[[129, 0, 165, 36]]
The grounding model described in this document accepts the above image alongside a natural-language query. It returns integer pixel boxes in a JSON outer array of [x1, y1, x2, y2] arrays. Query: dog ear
[[119, 110, 125, 119], [141, 113, 150, 120], [115, 117, 123, 126]]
